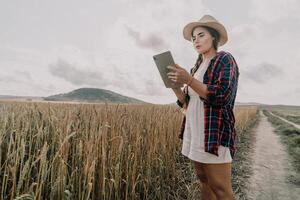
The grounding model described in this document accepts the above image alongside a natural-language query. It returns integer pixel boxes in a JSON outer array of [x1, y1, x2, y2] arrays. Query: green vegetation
[[43, 87, 149, 104], [271, 110, 300, 125], [263, 109, 300, 186]]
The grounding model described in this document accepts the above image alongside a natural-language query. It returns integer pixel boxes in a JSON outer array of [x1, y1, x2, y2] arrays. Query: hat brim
[[183, 21, 228, 46]]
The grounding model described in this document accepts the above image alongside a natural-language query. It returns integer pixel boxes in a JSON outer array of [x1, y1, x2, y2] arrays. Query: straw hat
[[183, 15, 228, 46]]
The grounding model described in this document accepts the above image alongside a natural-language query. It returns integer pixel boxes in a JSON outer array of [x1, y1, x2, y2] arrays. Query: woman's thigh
[[202, 163, 233, 189], [193, 161, 208, 183]]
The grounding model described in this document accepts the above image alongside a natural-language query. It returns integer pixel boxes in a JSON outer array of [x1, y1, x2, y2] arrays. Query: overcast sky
[[0, 0, 300, 105]]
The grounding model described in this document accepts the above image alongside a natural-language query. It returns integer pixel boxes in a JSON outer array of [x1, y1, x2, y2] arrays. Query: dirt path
[[247, 110, 300, 199], [269, 111, 300, 129]]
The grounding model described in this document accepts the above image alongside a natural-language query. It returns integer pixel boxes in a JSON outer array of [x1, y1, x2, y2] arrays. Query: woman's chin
[[196, 49, 203, 54]]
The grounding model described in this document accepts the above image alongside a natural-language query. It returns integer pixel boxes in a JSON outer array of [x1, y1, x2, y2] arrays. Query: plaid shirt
[[176, 51, 240, 159]]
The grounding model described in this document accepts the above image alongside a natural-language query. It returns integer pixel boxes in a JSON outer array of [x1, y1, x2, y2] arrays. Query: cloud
[[0, 73, 57, 96], [126, 26, 170, 51], [242, 62, 283, 83], [48, 58, 108, 86], [250, 0, 300, 23], [101, 0, 209, 99], [48, 58, 163, 96], [1, 0, 300, 105], [295, 88, 300, 94], [14, 70, 32, 81], [143, 79, 164, 96], [110, 63, 164, 96], [0, 74, 20, 83]]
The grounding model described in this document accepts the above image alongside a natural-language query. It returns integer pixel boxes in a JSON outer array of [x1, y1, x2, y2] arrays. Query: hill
[[43, 88, 150, 104]]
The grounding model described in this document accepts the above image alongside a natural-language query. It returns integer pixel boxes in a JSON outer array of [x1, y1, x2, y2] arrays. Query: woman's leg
[[193, 161, 217, 200], [203, 162, 235, 200]]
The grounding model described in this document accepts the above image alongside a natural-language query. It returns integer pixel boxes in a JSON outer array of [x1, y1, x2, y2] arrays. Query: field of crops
[[0, 101, 258, 200]]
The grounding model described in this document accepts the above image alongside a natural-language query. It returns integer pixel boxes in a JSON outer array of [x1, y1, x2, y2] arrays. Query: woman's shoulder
[[216, 51, 237, 66], [216, 51, 235, 60]]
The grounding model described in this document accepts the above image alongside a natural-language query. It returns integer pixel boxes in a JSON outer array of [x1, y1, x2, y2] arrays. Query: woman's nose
[[194, 40, 200, 46], [193, 37, 200, 43]]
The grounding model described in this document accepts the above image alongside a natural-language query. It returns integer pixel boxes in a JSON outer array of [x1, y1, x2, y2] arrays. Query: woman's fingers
[[169, 76, 178, 83], [167, 72, 177, 81], [168, 77, 176, 81], [167, 66, 184, 83], [167, 71, 177, 77], [167, 73, 176, 81], [174, 63, 181, 68], [168, 64, 183, 71], [167, 65, 179, 72], [167, 71, 175, 76]]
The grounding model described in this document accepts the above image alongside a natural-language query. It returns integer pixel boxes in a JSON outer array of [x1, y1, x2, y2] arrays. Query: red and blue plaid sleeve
[[201, 53, 239, 106]]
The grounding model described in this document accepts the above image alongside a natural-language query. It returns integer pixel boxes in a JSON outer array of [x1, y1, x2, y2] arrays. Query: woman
[[167, 15, 239, 200]]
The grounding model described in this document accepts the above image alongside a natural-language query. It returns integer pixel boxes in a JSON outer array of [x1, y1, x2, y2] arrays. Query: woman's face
[[191, 26, 214, 54]]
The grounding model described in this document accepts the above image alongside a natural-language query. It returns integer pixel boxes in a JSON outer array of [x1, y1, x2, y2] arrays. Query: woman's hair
[[191, 54, 203, 76], [190, 25, 220, 76]]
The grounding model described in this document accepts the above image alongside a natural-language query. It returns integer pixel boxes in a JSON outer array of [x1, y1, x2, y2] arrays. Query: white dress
[[181, 63, 232, 163]]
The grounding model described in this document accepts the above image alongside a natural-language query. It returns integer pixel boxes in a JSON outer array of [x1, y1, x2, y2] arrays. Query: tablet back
[[153, 51, 183, 88]]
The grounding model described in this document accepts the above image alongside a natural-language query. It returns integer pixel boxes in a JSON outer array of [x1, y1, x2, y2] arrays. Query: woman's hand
[[172, 87, 182, 92], [167, 64, 192, 85]]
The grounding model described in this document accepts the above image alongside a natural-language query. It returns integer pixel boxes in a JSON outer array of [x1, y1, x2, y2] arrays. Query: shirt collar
[[210, 50, 226, 63]]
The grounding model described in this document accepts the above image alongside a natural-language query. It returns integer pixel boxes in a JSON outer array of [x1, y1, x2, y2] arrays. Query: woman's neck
[[202, 48, 217, 64]]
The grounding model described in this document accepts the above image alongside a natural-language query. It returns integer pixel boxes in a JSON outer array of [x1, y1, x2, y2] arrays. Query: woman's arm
[[192, 53, 239, 106], [172, 87, 186, 106], [167, 65, 204, 107], [187, 79, 208, 100], [167, 65, 209, 104], [167, 53, 239, 107]]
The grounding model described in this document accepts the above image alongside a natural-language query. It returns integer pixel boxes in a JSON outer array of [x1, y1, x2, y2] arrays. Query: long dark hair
[[190, 25, 220, 76], [191, 54, 203, 76]]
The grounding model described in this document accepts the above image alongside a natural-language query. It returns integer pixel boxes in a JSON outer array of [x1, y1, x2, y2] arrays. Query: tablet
[[153, 51, 184, 88]]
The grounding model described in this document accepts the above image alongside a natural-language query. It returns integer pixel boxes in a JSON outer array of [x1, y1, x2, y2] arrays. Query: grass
[[263, 109, 300, 186], [270, 110, 300, 125], [231, 106, 259, 200]]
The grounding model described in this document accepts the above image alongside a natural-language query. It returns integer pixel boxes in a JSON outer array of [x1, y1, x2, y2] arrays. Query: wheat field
[[0, 101, 258, 200]]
